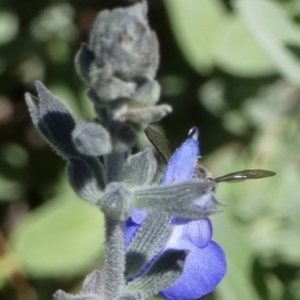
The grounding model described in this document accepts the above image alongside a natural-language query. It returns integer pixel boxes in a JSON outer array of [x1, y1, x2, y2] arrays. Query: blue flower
[[126, 128, 226, 299]]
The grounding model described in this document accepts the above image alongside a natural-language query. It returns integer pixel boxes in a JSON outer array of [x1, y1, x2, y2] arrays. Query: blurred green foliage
[[0, 0, 300, 299]]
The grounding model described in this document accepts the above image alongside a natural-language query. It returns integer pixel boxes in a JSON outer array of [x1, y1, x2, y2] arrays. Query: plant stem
[[104, 216, 126, 300], [103, 151, 128, 299], [104, 152, 127, 183]]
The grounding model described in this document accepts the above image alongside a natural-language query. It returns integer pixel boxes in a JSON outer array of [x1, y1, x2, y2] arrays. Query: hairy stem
[[104, 151, 128, 299], [104, 216, 126, 300], [104, 152, 127, 183]]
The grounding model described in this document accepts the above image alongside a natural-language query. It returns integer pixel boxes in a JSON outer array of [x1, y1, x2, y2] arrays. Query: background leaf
[[213, 15, 276, 77], [10, 183, 104, 277], [164, 0, 225, 73], [237, 0, 300, 85]]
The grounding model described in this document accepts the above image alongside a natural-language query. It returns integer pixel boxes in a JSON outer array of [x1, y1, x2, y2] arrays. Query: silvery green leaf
[[75, 43, 95, 83], [72, 121, 112, 156], [132, 80, 161, 106], [102, 182, 132, 221], [124, 148, 157, 187], [126, 212, 172, 277], [25, 81, 78, 159], [127, 249, 188, 299], [113, 104, 172, 127], [81, 270, 103, 297], [67, 158, 103, 205], [133, 180, 221, 218]]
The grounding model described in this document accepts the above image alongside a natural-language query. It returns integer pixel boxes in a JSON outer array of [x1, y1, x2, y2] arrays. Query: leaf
[[164, 0, 225, 73], [10, 198, 104, 277], [237, 0, 300, 85], [213, 15, 276, 76]]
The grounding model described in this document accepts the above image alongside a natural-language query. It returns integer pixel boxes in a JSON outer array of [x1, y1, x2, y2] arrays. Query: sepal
[[75, 43, 95, 83], [126, 212, 171, 277], [113, 104, 172, 127], [102, 182, 132, 221], [25, 81, 78, 159], [67, 158, 103, 205], [133, 180, 221, 218], [127, 249, 188, 299], [89, 69, 137, 102], [72, 121, 112, 156], [81, 270, 104, 297], [124, 148, 157, 187], [132, 80, 161, 106]]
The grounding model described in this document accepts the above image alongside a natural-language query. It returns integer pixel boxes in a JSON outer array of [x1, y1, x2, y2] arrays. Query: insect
[[145, 126, 276, 184]]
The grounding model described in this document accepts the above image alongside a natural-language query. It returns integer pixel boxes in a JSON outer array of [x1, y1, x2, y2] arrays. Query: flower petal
[[160, 241, 226, 300], [125, 209, 147, 246], [160, 131, 199, 184], [130, 209, 148, 225], [167, 218, 212, 249], [183, 218, 213, 248]]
